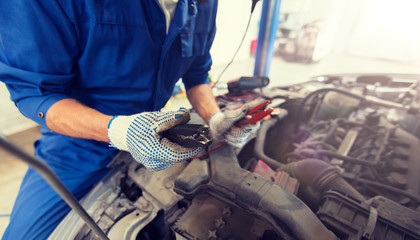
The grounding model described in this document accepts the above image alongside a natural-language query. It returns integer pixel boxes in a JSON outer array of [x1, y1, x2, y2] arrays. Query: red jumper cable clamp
[[236, 100, 274, 126]]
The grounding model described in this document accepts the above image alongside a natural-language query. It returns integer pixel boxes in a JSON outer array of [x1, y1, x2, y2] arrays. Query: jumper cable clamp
[[236, 100, 274, 126]]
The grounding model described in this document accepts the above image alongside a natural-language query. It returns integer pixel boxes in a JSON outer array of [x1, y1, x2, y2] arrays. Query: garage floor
[[1, 53, 419, 238]]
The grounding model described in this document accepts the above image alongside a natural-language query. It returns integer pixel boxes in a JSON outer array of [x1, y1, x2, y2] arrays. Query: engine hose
[[254, 118, 284, 170], [281, 159, 366, 202], [294, 88, 365, 133], [209, 144, 338, 240]]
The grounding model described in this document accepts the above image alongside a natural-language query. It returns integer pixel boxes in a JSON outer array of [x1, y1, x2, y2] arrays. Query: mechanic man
[[0, 0, 259, 239]]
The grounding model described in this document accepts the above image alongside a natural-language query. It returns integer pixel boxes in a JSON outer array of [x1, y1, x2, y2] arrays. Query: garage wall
[[338, 0, 420, 62], [278, 0, 420, 62], [329, 0, 420, 62]]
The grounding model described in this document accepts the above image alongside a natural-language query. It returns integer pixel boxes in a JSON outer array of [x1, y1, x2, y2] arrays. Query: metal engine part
[[283, 107, 420, 210], [173, 193, 274, 240], [49, 74, 420, 240]]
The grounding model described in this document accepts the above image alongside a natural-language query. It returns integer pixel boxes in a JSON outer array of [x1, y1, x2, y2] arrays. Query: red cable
[[191, 142, 227, 160]]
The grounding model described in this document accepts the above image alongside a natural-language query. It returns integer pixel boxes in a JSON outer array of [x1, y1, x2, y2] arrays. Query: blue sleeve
[[182, 2, 217, 91], [0, 0, 78, 127], [182, 51, 213, 90]]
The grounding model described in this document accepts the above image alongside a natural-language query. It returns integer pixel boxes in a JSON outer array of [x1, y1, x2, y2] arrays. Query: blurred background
[[209, 0, 420, 84], [1, 0, 420, 237]]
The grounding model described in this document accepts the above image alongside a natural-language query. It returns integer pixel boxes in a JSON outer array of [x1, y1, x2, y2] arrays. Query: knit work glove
[[108, 108, 202, 171], [209, 104, 260, 148]]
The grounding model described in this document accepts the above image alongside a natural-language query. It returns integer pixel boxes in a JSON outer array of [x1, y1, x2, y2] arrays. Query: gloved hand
[[108, 108, 202, 171], [209, 104, 260, 148]]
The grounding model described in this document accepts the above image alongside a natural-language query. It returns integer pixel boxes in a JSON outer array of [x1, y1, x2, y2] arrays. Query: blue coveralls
[[0, 0, 217, 239]]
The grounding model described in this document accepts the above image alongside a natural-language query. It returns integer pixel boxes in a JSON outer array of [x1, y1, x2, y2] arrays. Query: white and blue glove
[[209, 104, 260, 148], [107, 108, 202, 171]]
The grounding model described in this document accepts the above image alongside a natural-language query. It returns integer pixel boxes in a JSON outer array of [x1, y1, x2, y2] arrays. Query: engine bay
[[50, 74, 420, 240]]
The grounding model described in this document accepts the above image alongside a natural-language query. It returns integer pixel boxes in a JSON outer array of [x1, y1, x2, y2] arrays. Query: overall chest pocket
[[180, 1, 215, 58]]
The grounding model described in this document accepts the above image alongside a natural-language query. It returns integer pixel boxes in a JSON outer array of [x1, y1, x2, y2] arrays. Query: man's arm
[[46, 84, 218, 143], [45, 97, 201, 171], [46, 99, 113, 143], [186, 84, 220, 124], [0, 1, 80, 130]]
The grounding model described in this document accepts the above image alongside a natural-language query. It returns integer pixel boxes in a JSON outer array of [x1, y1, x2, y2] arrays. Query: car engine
[[49, 74, 420, 240]]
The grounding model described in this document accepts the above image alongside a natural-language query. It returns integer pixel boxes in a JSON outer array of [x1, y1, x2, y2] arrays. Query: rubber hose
[[254, 118, 283, 169], [282, 159, 366, 202]]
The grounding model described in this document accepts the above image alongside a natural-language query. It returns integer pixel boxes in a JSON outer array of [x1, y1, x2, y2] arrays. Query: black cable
[[348, 178, 420, 204], [0, 135, 109, 240], [294, 88, 365, 133], [251, 0, 260, 13], [294, 87, 407, 133], [317, 150, 376, 166], [213, 12, 253, 89]]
